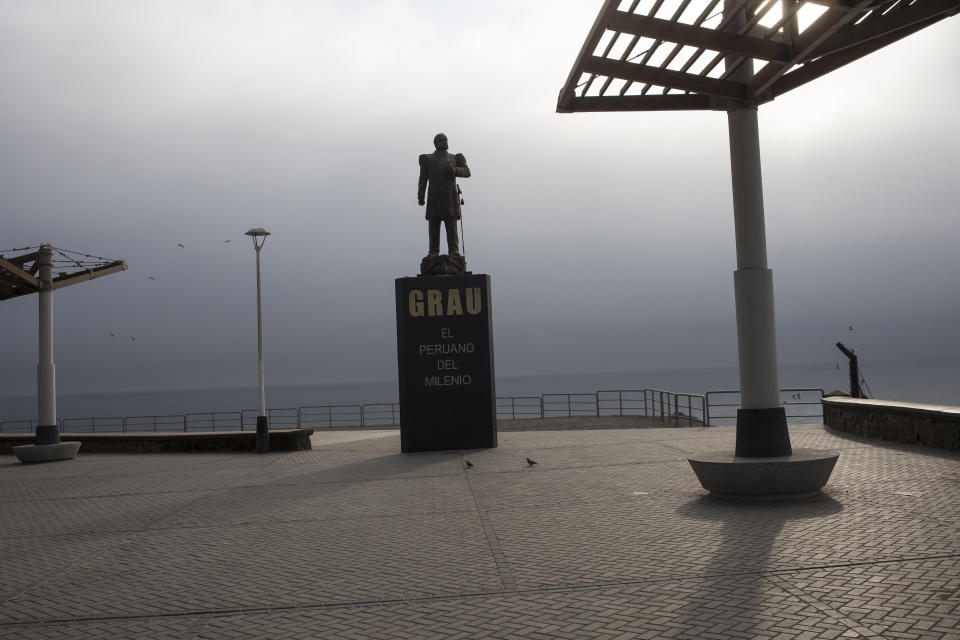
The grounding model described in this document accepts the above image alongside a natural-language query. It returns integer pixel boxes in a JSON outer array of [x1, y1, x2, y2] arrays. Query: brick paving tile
[[782, 559, 960, 640], [1, 425, 958, 639], [184, 575, 875, 639]]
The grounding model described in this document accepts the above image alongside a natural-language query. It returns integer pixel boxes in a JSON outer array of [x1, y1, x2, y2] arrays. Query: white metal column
[[36, 244, 58, 444], [724, 0, 790, 456], [728, 108, 781, 411]]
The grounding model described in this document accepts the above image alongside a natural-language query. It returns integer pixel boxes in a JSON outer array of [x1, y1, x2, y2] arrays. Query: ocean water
[[1, 361, 957, 424]]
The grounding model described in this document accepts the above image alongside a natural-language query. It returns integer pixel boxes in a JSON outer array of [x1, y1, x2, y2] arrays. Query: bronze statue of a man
[[418, 133, 470, 256]]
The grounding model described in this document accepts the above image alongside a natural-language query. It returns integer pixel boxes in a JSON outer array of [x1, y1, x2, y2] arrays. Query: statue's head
[[433, 133, 448, 151]]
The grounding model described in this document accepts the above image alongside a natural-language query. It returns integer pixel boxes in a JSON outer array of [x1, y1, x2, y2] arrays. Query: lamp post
[[245, 227, 270, 454]]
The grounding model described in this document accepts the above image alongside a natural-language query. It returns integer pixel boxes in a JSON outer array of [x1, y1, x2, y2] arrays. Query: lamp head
[[245, 227, 270, 249]]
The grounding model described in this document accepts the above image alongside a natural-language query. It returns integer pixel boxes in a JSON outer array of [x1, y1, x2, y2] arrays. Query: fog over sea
[[1, 361, 958, 422]]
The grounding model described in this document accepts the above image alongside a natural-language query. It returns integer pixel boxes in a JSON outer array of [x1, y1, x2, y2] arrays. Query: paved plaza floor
[[1, 424, 958, 639]]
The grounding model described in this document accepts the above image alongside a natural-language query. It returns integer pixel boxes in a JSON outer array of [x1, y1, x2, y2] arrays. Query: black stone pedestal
[[396, 274, 497, 452], [735, 407, 791, 457], [255, 416, 270, 454], [35, 424, 60, 446]]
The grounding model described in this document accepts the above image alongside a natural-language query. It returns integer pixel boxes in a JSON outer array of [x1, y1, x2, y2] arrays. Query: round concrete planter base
[[13, 441, 82, 464], [688, 448, 839, 500]]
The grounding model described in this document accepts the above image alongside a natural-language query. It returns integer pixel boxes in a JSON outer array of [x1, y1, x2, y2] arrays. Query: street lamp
[[245, 227, 270, 454]]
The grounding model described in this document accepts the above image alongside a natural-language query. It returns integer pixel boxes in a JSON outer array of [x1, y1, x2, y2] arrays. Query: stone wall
[[822, 397, 960, 451]]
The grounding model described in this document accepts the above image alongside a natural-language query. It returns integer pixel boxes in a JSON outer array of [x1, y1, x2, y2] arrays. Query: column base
[[735, 407, 791, 457], [255, 416, 270, 454], [688, 449, 839, 500], [13, 441, 81, 463]]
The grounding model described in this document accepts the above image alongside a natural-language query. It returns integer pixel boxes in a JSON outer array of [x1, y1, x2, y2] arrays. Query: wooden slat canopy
[[558, 0, 960, 112], [0, 248, 127, 301]]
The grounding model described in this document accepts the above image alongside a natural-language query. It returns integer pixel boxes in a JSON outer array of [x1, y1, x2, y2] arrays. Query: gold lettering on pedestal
[[409, 290, 424, 317], [424, 374, 473, 387], [426, 289, 443, 317], [446, 289, 463, 316], [466, 287, 481, 315], [407, 287, 483, 318]]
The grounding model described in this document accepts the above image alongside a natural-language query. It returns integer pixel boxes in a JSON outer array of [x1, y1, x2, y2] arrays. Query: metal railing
[[0, 418, 49, 433], [704, 388, 825, 426], [0, 405, 400, 434], [495, 389, 706, 426], [62, 416, 124, 433], [124, 414, 188, 432], [541, 393, 598, 417], [643, 389, 706, 426], [298, 405, 365, 429], [496, 396, 542, 420], [1, 386, 826, 434]]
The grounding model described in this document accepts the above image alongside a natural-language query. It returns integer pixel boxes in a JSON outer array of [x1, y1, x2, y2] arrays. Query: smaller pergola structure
[[558, 0, 958, 497], [1, 245, 126, 462], [1, 246, 126, 301]]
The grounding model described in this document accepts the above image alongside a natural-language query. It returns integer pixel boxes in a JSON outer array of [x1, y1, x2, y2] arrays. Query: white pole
[[724, 0, 790, 457], [36, 244, 60, 446], [728, 107, 781, 411], [255, 244, 265, 418]]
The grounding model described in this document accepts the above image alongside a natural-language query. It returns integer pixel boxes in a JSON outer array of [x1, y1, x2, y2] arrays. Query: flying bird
[[224, 239, 231, 243], [177, 243, 184, 248], [148, 276, 157, 280], [835, 363, 842, 370], [130, 336, 136, 342], [464, 460, 473, 468], [526, 457, 537, 466], [109, 332, 115, 337], [848, 325, 855, 331]]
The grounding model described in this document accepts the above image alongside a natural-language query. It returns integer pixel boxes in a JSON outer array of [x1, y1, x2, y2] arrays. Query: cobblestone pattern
[[1, 424, 958, 639]]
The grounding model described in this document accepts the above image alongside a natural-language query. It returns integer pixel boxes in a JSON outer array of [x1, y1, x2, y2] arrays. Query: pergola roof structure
[[558, 0, 959, 113], [0, 246, 126, 301]]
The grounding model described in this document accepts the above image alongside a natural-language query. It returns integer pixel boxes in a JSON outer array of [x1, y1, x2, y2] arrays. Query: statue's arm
[[417, 155, 428, 204], [454, 153, 470, 178]]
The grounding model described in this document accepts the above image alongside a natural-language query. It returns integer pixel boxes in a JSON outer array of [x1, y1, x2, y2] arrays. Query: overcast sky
[[2, 1, 958, 397]]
